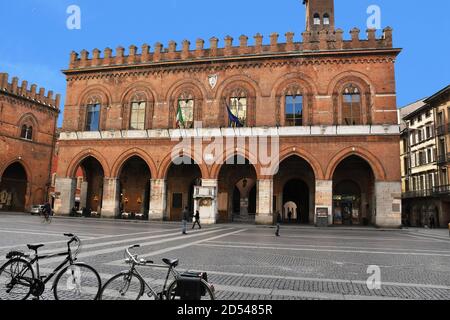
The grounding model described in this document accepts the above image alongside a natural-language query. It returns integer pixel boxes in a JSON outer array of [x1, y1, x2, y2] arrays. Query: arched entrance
[[217, 155, 257, 223], [166, 156, 202, 221], [74, 157, 104, 216], [118, 156, 151, 219], [0, 163, 28, 212], [283, 179, 310, 223], [274, 155, 316, 225], [332, 156, 375, 226]]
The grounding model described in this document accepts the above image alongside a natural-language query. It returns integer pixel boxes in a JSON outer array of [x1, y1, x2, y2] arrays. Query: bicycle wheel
[[166, 279, 215, 300], [0, 258, 34, 300], [53, 263, 101, 300], [99, 272, 145, 300]]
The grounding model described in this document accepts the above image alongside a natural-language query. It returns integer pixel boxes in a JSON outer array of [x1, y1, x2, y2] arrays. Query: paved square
[[0, 213, 449, 300]]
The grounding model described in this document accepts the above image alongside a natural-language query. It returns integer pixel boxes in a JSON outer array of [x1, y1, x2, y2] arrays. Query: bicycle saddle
[[162, 258, 179, 268], [27, 244, 45, 251]]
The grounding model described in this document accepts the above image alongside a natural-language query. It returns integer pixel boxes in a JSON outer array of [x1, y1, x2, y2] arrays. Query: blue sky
[[0, 0, 449, 127]]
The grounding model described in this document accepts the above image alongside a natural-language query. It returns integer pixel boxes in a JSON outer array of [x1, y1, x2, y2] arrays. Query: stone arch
[[110, 148, 158, 178], [157, 149, 209, 180], [327, 71, 374, 125], [210, 147, 260, 180], [66, 149, 111, 178], [215, 75, 261, 127], [271, 73, 318, 126], [77, 85, 113, 132], [325, 147, 386, 181], [270, 147, 324, 180], [0, 159, 32, 185], [165, 79, 208, 129], [120, 82, 157, 130]]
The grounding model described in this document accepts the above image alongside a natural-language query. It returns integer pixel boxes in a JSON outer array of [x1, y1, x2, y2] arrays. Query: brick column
[[149, 179, 166, 221], [102, 178, 120, 218], [375, 182, 402, 228], [315, 180, 333, 225], [256, 179, 273, 225], [54, 178, 76, 216]]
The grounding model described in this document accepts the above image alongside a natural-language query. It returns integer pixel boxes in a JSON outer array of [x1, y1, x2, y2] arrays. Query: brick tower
[[304, 0, 335, 33]]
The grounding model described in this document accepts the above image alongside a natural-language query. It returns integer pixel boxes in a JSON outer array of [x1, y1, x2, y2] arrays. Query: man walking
[[192, 210, 202, 230], [182, 206, 190, 235], [275, 211, 282, 237]]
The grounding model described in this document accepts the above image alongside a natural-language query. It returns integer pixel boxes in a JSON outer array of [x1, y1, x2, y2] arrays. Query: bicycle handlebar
[[125, 246, 153, 265]]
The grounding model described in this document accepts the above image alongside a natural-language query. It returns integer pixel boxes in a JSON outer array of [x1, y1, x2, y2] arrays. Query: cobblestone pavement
[[0, 213, 449, 300]]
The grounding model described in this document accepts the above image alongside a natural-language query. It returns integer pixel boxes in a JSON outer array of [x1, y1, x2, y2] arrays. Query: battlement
[[0, 73, 60, 109], [67, 28, 395, 70]]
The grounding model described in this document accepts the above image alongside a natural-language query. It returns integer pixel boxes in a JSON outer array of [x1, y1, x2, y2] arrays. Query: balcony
[[433, 185, 450, 196], [403, 185, 450, 198], [402, 189, 433, 199], [436, 124, 450, 136], [437, 153, 450, 165]]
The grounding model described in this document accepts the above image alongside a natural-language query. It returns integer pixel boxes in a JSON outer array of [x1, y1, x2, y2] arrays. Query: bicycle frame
[[125, 260, 179, 299], [15, 236, 78, 289]]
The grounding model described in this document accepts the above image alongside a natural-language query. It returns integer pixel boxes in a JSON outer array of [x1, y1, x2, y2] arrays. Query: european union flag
[[226, 102, 243, 127]]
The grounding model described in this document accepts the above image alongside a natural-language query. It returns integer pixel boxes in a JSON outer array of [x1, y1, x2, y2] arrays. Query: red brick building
[[0, 73, 60, 212], [54, 0, 403, 227]]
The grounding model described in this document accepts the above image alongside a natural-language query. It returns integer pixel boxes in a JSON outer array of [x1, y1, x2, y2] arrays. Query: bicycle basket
[[175, 272, 208, 299], [6, 251, 26, 259]]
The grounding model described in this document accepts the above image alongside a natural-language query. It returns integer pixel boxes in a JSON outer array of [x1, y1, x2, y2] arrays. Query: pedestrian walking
[[192, 210, 202, 230], [429, 215, 436, 229], [288, 208, 292, 223], [275, 211, 282, 237], [182, 206, 190, 235]]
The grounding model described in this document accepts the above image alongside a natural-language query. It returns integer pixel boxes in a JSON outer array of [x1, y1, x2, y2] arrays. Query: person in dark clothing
[[287, 208, 292, 223], [192, 210, 202, 229], [429, 215, 436, 229], [182, 207, 190, 235], [275, 212, 282, 237], [43, 202, 52, 218]]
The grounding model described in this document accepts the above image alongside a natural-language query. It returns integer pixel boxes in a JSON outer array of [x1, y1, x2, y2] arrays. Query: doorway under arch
[[166, 156, 202, 221], [217, 155, 257, 223], [283, 179, 310, 224], [74, 157, 105, 216], [332, 156, 375, 226], [0, 162, 28, 212], [118, 156, 151, 219]]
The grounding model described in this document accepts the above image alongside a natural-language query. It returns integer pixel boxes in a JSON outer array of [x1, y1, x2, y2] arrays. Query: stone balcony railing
[[59, 125, 400, 141]]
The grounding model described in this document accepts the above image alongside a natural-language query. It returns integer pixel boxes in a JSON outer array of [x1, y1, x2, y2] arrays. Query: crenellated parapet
[[67, 27, 395, 70], [0, 73, 60, 109]]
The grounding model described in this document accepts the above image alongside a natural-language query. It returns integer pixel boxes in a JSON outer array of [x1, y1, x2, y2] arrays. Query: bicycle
[[40, 209, 53, 224], [0, 234, 101, 300], [99, 245, 215, 300]]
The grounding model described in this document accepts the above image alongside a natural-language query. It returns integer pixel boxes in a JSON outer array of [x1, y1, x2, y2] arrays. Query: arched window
[[228, 89, 247, 127], [129, 92, 147, 130], [342, 84, 362, 125], [20, 125, 33, 140], [323, 13, 330, 25], [313, 13, 321, 25], [285, 95, 303, 126], [175, 92, 195, 129]]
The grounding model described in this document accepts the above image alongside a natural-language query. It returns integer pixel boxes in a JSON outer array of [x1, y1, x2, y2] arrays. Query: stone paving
[[0, 213, 449, 300]]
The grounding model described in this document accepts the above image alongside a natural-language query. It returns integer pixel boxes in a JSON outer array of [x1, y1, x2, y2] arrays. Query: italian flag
[[176, 104, 184, 128]]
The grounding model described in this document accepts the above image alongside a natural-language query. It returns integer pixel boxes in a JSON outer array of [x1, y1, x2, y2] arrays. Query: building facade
[[54, 0, 402, 227], [0, 73, 60, 212], [400, 86, 450, 228]]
